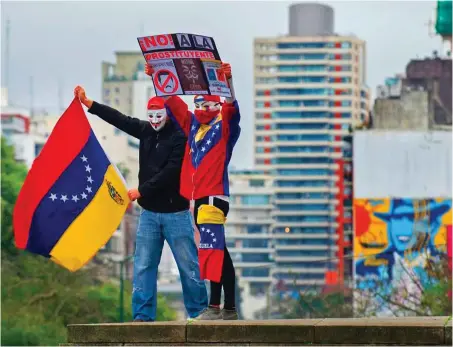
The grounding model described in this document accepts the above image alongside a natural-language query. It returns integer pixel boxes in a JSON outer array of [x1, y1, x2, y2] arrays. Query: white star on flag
[[211, 132, 215, 137], [49, 193, 57, 201], [81, 192, 88, 199], [72, 195, 79, 202], [81, 155, 88, 162], [85, 165, 92, 173], [213, 238, 217, 242], [207, 140, 211, 145], [201, 227, 205, 232], [215, 124, 220, 129], [206, 229, 211, 233], [211, 233, 214, 236], [61, 195, 68, 202], [86, 186, 92, 193], [201, 147, 206, 152], [191, 125, 196, 130], [87, 176, 94, 184]]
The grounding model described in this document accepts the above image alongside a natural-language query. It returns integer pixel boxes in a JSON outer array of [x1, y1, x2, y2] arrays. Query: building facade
[[373, 54, 452, 131], [252, 3, 370, 294], [225, 170, 274, 319]]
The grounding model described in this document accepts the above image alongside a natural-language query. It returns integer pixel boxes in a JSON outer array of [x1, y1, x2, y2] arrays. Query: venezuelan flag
[[13, 97, 130, 271]]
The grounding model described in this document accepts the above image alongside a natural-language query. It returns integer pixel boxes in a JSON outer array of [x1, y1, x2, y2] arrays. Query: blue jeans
[[132, 209, 208, 321]]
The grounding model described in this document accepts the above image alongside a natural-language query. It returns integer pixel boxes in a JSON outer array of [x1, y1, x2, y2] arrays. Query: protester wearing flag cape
[[71, 86, 209, 322], [145, 62, 241, 320]]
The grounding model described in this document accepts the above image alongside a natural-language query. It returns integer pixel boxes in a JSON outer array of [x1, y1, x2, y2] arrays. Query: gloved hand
[[128, 188, 141, 201], [220, 63, 232, 79], [145, 64, 154, 76], [74, 86, 93, 108]]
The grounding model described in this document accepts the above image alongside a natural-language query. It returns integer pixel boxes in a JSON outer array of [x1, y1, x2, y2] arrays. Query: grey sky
[[1, 1, 443, 169]]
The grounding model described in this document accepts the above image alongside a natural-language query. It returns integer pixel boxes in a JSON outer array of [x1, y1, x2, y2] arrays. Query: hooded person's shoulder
[[171, 125, 188, 142]]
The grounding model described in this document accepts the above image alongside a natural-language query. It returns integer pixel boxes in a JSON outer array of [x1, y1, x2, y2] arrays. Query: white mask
[[194, 100, 221, 113], [147, 108, 167, 132]]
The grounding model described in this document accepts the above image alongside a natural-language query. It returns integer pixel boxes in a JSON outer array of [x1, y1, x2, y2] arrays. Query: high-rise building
[[253, 3, 370, 292]]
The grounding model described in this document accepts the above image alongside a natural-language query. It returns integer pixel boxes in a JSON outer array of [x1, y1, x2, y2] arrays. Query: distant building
[[373, 54, 452, 131], [226, 170, 274, 319], [253, 2, 367, 295]]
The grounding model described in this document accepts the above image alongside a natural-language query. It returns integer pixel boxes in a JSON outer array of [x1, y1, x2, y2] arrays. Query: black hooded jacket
[[88, 101, 189, 213]]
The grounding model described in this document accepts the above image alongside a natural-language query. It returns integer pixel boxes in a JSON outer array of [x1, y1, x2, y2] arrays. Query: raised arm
[[74, 85, 147, 139], [144, 64, 191, 135], [219, 63, 240, 125]]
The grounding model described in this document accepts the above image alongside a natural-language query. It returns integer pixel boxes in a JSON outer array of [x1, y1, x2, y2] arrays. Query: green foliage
[[1, 138, 177, 346], [1, 137, 28, 255]]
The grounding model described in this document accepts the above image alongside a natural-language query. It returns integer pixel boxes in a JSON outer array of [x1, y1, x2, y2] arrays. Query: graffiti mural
[[353, 198, 452, 316]]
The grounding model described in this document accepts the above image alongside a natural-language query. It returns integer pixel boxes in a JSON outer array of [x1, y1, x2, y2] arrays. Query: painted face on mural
[[147, 109, 167, 132]]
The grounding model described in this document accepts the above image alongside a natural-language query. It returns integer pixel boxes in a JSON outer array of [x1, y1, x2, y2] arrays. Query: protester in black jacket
[[74, 86, 208, 322]]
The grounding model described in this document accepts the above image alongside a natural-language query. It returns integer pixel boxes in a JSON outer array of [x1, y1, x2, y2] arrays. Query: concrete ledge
[[67, 316, 452, 346]]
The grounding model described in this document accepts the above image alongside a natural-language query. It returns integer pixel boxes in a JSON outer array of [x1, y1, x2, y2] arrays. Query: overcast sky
[[1, 1, 444, 169]]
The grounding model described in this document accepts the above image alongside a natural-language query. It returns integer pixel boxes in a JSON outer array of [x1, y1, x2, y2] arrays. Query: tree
[[1, 138, 177, 346], [354, 251, 452, 317], [1, 137, 28, 255]]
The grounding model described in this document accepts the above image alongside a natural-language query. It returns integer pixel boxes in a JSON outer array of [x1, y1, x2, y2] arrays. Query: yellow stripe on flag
[[49, 164, 130, 271]]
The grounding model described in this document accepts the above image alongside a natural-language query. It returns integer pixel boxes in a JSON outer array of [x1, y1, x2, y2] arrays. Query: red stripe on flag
[[198, 249, 224, 283], [13, 98, 91, 249]]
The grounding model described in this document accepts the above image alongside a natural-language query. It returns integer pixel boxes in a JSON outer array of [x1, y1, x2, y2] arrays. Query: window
[[277, 88, 329, 95], [276, 134, 332, 141], [276, 215, 330, 222], [104, 88, 110, 97], [278, 53, 327, 60], [276, 169, 331, 176], [275, 123, 328, 130], [275, 192, 331, 200], [274, 111, 330, 119], [276, 180, 329, 187], [242, 254, 270, 262], [242, 268, 269, 277], [241, 195, 270, 205], [247, 225, 263, 234], [276, 146, 329, 153], [115, 87, 120, 93], [276, 204, 330, 211], [278, 76, 327, 83], [277, 42, 326, 49], [274, 157, 330, 164], [277, 65, 327, 72], [250, 179, 265, 187], [243, 239, 268, 248]]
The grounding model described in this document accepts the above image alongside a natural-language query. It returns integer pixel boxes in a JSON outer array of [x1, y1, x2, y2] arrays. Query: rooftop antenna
[[29, 76, 34, 116], [4, 18, 10, 89], [58, 78, 64, 112]]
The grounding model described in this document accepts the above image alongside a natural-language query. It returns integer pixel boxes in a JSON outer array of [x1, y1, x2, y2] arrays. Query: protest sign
[[137, 33, 232, 98]]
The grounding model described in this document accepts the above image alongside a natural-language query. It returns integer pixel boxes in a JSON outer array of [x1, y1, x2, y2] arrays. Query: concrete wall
[[373, 91, 429, 130], [353, 131, 452, 199]]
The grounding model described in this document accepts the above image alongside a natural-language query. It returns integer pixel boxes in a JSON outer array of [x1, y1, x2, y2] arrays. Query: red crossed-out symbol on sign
[[153, 69, 179, 94]]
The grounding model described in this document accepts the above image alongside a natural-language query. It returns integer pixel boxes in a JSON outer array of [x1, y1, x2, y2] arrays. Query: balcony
[[274, 255, 338, 263], [229, 247, 272, 254], [272, 210, 337, 217], [272, 233, 335, 239]]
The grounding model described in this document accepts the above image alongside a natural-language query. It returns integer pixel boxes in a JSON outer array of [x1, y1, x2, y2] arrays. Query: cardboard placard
[[137, 33, 232, 98]]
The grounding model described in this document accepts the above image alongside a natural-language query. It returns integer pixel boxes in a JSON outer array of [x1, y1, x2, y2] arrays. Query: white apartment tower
[[253, 3, 371, 293]]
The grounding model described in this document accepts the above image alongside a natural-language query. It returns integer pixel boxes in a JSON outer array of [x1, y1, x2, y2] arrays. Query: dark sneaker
[[193, 306, 222, 320], [222, 308, 239, 320]]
